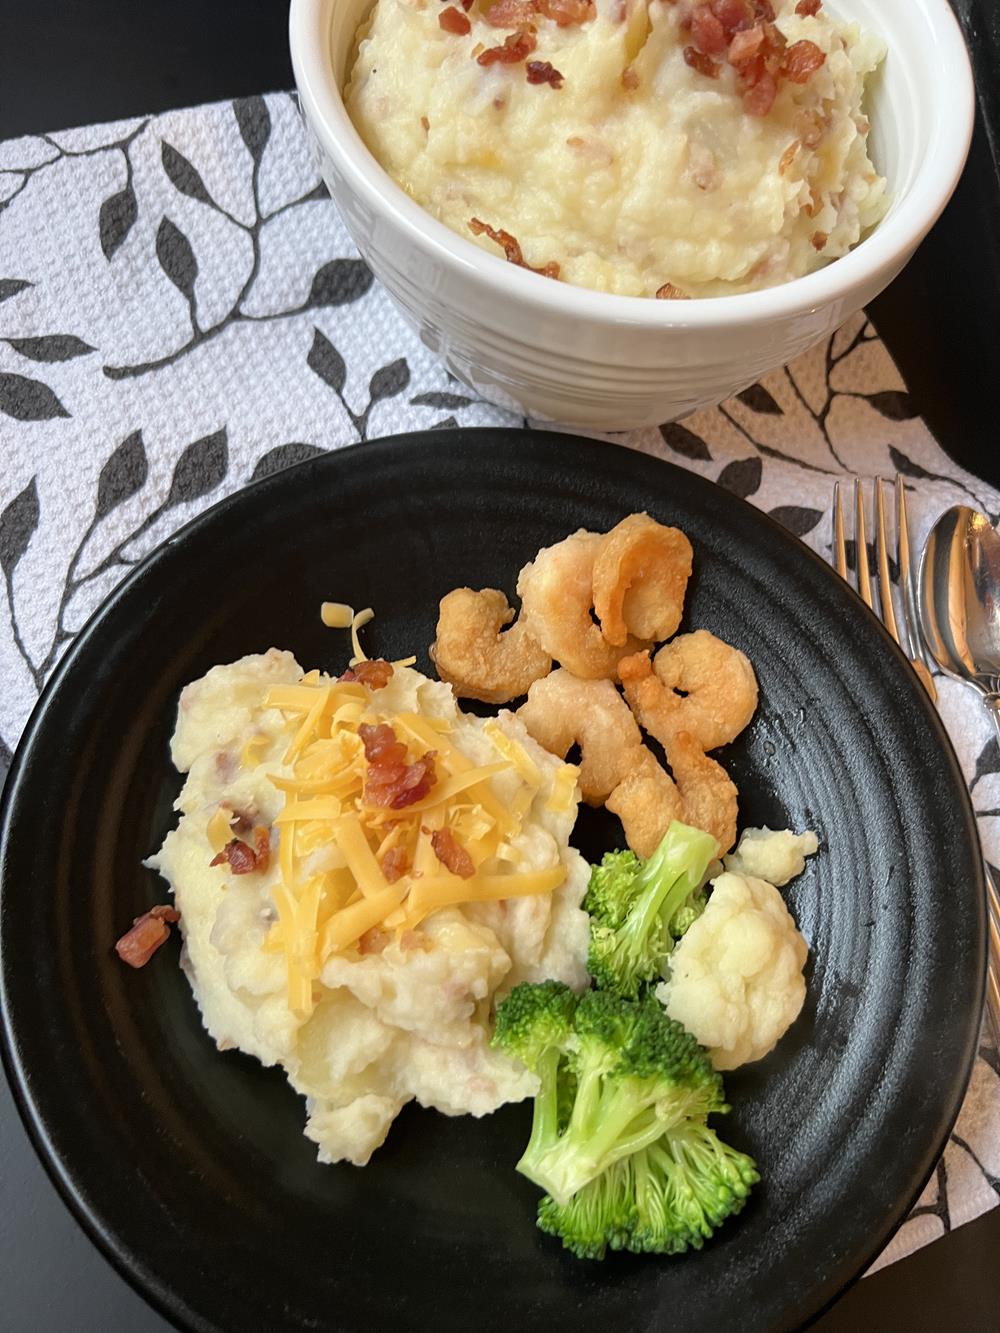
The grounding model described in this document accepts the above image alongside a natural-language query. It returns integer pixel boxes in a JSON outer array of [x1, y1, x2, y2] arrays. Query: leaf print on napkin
[[164, 428, 228, 508], [306, 259, 374, 309], [369, 358, 410, 405], [0, 477, 39, 577], [716, 457, 762, 499], [156, 217, 198, 304], [307, 328, 346, 394], [769, 505, 824, 537], [5, 334, 96, 363], [161, 141, 217, 209], [865, 390, 918, 421], [971, 739, 1000, 792], [99, 183, 138, 260], [94, 431, 148, 521], [736, 383, 783, 416], [0, 372, 70, 421], [233, 96, 272, 163], [251, 443, 327, 482], [0, 735, 11, 788], [0, 278, 32, 304], [659, 421, 712, 462], [411, 391, 475, 410]]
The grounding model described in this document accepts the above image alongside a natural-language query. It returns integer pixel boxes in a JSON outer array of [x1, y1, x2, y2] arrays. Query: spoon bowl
[[919, 506, 1000, 697]]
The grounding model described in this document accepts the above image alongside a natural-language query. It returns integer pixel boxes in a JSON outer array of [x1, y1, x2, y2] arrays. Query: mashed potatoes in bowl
[[346, 0, 888, 298], [148, 651, 590, 1166]]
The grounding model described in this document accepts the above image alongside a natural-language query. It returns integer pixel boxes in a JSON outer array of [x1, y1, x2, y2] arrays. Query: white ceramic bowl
[[290, 0, 974, 429]]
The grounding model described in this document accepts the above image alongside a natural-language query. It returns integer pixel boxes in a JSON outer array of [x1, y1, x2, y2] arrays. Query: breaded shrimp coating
[[619, 631, 758, 752], [517, 531, 642, 679], [517, 670, 643, 805], [666, 729, 739, 854], [430, 587, 551, 705], [605, 747, 684, 858], [592, 513, 693, 647]]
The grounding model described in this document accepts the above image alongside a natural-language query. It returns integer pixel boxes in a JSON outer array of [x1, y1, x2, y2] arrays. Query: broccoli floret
[[494, 985, 757, 1262], [584, 821, 719, 998]]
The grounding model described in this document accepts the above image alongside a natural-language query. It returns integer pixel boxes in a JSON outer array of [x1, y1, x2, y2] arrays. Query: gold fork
[[832, 476, 937, 701]]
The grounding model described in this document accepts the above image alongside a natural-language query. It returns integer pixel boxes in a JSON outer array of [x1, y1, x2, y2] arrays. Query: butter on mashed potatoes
[[345, 0, 887, 297], [149, 651, 590, 1166]]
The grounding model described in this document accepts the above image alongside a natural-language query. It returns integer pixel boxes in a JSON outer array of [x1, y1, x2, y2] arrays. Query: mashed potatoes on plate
[[149, 651, 590, 1166], [346, 0, 887, 297]]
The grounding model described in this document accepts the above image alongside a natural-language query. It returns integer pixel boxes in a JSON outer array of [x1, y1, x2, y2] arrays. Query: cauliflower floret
[[723, 826, 819, 887], [657, 871, 808, 1070]]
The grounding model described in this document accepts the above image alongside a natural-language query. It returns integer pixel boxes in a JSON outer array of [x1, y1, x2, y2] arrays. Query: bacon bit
[[781, 39, 825, 83], [711, 0, 754, 26], [526, 60, 564, 87], [358, 926, 390, 955], [752, 0, 775, 18], [469, 217, 561, 279], [690, 7, 728, 56], [431, 827, 476, 879], [339, 657, 394, 689], [742, 68, 776, 115], [478, 29, 537, 66], [420, 115, 430, 131], [778, 139, 799, 174], [484, 0, 537, 26], [382, 845, 410, 883], [359, 721, 438, 809], [439, 6, 472, 35], [115, 906, 180, 969], [795, 0, 821, 14], [621, 64, 639, 90], [462, 0, 474, 8], [540, 0, 595, 24], [728, 25, 764, 65], [684, 46, 721, 79], [855, 114, 870, 136], [210, 827, 271, 875], [811, 231, 828, 250], [656, 282, 691, 299]]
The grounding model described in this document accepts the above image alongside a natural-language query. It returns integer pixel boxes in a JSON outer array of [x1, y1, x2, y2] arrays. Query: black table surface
[[1, 3, 998, 1331]]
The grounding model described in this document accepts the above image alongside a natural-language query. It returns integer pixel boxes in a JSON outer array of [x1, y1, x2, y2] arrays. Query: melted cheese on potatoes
[[345, 0, 887, 297], [149, 651, 590, 1166]]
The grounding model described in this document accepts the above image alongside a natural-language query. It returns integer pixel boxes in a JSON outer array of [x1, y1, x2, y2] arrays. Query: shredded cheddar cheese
[[254, 669, 569, 1019]]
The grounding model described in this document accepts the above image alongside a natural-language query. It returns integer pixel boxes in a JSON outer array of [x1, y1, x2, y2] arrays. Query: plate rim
[[0, 426, 987, 1333]]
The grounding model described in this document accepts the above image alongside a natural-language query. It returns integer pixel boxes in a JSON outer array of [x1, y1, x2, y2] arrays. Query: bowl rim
[[289, 0, 975, 329]]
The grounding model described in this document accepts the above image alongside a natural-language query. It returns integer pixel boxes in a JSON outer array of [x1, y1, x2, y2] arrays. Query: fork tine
[[853, 478, 873, 609], [833, 481, 848, 580], [895, 476, 938, 702], [874, 479, 900, 645]]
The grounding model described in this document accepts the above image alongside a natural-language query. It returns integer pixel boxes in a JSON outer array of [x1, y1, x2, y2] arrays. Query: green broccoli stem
[[516, 1046, 563, 1177]]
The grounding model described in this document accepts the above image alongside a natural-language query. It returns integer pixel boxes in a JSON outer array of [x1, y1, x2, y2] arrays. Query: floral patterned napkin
[[0, 91, 997, 1273]]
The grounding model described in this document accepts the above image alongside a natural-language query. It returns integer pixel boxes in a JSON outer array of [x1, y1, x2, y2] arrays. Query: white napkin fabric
[[0, 92, 997, 1273]]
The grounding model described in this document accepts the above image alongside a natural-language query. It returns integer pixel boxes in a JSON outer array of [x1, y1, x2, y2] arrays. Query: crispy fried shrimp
[[606, 747, 684, 858], [619, 630, 758, 752], [667, 729, 739, 853], [516, 669, 642, 804], [517, 530, 642, 679], [430, 587, 551, 704], [592, 513, 693, 646]]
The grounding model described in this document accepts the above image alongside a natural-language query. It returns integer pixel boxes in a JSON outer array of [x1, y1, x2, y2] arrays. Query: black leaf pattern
[[411, 391, 474, 410], [971, 739, 1000, 792], [251, 443, 327, 481], [156, 217, 198, 301], [6, 334, 96, 363], [659, 421, 712, 461], [769, 504, 824, 537], [889, 446, 935, 483], [0, 278, 32, 303], [99, 184, 138, 261], [0, 372, 70, 421], [307, 328, 347, 394], [717, 457, 763, 498], [164, 428, 228, 509], [161, 141, 216, 208], [95, 431, 148, 521], [737, 382, 783, 415], [0, 477, 40, 577], [233, 96, 271, 163], [433, 416, 459, 429], [306, 259, 374, 309], [369, 358, 410, 404], [0, 735, 11, 788], [866, 390, 917, 421]]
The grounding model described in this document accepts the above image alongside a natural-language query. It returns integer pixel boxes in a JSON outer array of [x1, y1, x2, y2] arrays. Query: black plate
[[0, 429, 984, 1333]]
